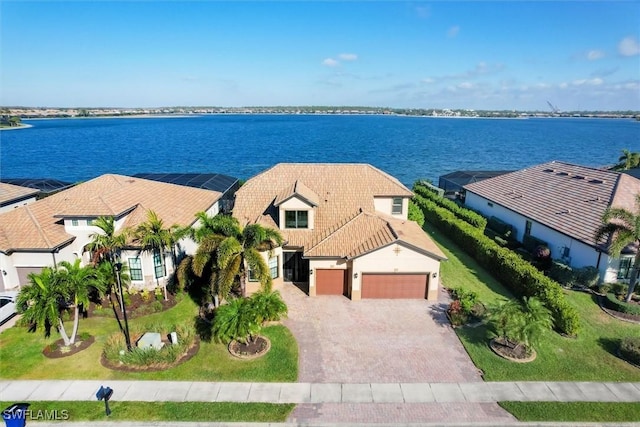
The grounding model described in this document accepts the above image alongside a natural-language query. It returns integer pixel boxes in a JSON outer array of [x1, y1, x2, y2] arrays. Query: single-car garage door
[[361, 274, 428, 299], [316, 269, 346, 295]]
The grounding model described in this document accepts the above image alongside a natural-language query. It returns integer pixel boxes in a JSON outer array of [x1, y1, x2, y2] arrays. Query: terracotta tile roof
[[464, 161, 640, 248], [0, 182, 39, 206], [0, 174, 222, 252], [233, 163, 442, 259], [274, 180, 320, 207]]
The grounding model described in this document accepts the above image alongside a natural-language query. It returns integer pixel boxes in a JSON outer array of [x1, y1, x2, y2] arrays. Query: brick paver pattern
[[280, 284, 516, 424]]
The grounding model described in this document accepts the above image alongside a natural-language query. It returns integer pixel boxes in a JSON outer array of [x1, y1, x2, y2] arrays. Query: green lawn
[[499, 402, 640, 422], [0, 401, 294, 423], [425, 223, 640, 382], [0, 296, 298, 382]]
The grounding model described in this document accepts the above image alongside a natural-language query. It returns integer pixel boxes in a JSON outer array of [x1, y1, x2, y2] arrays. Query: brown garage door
[[316, 269, 346, 295], [362, 274, 428, 299]]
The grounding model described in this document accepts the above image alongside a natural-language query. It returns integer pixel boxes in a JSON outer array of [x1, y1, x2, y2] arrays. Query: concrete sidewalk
[[2, 380, 639, 403]]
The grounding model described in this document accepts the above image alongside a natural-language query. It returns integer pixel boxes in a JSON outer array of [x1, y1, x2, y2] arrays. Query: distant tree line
[[0, 109, 22, 127]]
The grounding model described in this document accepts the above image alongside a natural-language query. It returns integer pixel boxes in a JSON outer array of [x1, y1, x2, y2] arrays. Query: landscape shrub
[[413, 183, 487, 230], [413, 193, 580, 336], [604, 293, 640, 316], [408, 200, 425, 227], [575, 266, 600, 288], [548, 262, 577, 287], [619, 337, 640, 366]]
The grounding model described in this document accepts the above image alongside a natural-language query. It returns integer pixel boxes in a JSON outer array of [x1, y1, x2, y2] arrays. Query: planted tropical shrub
[[413, 183, 487, 230], [488, 297, 553, 360], [604, 293, 640, 316]]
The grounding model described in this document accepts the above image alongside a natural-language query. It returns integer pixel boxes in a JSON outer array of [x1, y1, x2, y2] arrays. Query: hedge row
[[413, 183, 487, 230], [605, 293, 640, 316], [414, 194, 580, 336]]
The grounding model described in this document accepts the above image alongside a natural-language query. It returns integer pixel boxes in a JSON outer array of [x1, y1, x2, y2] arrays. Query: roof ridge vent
[[572, 175, 586, 180], [589, 178, 605, 184], [557, 171, 570, 176]]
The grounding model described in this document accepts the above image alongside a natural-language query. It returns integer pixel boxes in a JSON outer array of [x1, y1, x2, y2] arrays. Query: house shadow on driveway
[[280, 283, 483, 383]]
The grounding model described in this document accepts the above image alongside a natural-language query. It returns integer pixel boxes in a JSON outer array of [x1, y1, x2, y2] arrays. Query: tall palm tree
[[85, 216, 127, 264], [180, 214, 283, 302], [133, 210, 180, 301], [56, 259, 106, 344], [596, 195, 640, 302], [17, 267, 72, 346]]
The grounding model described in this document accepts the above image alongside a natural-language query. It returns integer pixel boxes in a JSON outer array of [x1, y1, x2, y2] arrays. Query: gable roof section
[[0, 174, 222, 253], [464, 161, 638, 248], [233, 163, 442, 260], [304, 211, 446, 260], [274, 180, 320, 207], [0, 182, 40, 207]]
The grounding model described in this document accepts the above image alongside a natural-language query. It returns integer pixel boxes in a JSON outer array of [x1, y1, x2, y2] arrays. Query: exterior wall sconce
[[354, 272, 358, 279], [1, 270, 6, 276], [309, 270, 313, 275], [432, 272, 438, 278]]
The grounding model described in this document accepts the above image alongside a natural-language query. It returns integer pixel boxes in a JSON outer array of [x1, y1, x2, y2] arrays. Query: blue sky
[[1, 1, 639, 110]]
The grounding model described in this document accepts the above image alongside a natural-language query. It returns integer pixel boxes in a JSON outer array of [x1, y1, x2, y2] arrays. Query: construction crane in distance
[[547, 101, 560, 113]]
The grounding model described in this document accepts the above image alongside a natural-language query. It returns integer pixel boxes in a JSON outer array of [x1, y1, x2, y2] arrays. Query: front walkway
[[2, 379, 639, 403]]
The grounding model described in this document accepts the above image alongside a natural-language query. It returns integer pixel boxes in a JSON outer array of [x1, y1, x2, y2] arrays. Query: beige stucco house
[[233, 163, 446, 300], [0, 174, 227, 292]]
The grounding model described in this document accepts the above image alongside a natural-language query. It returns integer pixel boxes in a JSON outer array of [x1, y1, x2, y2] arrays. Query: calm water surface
[[1, 115, 638, 186]]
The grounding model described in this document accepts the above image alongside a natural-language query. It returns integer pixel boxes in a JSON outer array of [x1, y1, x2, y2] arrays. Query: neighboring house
[[233, 163, 446, 300], [0, 178, 73, 198], [0, 174, 231, 292], [0, 182, 40, 213], [463, 161, 640, 283]]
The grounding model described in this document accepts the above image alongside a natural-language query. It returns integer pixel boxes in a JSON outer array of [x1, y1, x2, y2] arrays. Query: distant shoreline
[[0, 124, 33, 131], [24, 114, 195, 121]]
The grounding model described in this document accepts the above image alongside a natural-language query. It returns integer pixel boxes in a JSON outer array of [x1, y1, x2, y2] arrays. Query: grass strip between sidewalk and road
[[0, 401, 294, 423], [499, 402, 640, 422]]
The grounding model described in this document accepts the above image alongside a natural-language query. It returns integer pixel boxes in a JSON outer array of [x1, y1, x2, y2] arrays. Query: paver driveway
[[281, 284, 516, 424], [281, 284, 482, 383]]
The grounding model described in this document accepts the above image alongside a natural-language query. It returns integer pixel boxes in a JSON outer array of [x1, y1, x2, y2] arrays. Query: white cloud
[[322, 58, 339, 67], [587, 50, 605, 60], [447, 26, 460, 38], [572, 78, 603, 86], [338, 53, 358, 61], [458, 82, 473, 89], [421, 78, 435, 84], [415, 6, 430, 19], [619, 36, 640, 56]]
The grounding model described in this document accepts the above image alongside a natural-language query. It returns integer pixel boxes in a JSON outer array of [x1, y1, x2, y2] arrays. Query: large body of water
[[1, 115, 638, 186]]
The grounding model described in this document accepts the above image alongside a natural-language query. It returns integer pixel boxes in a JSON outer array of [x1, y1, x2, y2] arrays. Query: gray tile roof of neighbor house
[[464, 161, 640, 249]]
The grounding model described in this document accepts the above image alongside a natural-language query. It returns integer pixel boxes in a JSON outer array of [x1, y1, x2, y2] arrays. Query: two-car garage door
[[361, 273, 428, 299]]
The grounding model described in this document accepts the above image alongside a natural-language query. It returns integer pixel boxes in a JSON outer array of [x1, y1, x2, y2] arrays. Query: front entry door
[[283, 252, 309, 282]]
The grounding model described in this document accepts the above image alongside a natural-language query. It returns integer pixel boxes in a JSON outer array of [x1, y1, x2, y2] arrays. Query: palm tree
[[614, 149, 640, 171], [180, 214, 283, 303], [595, 195, 640, 302], [17, 267, 72, 346], [56, 260, 106, 344], [489, 296, 553, 354], [133, 210, 180, 301], [85, 216, 127, 265]]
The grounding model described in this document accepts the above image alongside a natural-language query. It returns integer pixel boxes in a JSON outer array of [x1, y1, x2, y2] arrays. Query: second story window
[[285, 210, 308, 228], [392, 197, 403, 215]]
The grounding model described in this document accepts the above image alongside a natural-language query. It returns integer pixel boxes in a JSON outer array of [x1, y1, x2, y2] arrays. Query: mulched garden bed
[[489, 337, 536, 363], [87, 291, 178, 319], [597, 296, 640, 324], [100, 337, 200, 372], [228, 336, 271, 359], [42, 335, 95, 359]]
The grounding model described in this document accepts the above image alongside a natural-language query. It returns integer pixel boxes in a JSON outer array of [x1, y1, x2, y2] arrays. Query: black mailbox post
[[96, 386, 113, 416]]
